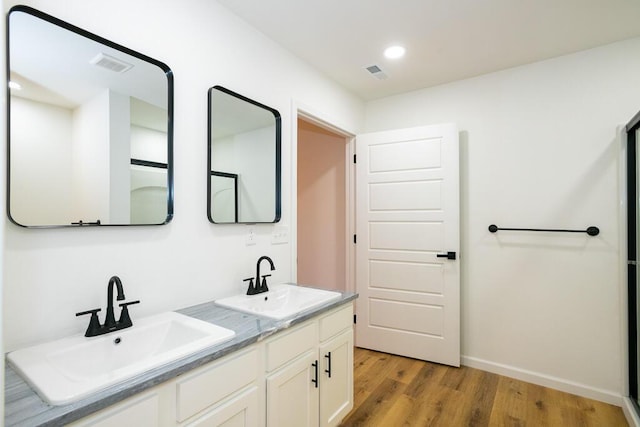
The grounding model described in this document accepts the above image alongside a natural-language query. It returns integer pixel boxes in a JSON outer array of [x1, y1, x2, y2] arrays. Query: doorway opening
[[296, 117, 352, 292]]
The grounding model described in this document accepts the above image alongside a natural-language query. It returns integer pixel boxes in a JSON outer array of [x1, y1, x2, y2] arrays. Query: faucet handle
[[119, 300, 140, 309], [75, 308, 101, 317], [260, 274, 271, 292], [118, 300, 140, 327], [76, 308, 102, 337], [244, 277, 258, 295]]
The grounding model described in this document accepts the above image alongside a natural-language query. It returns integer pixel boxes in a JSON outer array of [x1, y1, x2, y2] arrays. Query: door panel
[[370, 222, 444, 250], [369, 181, 442, 210], [369, 260, 444, 294], [368, 138, 442, 171], [369, 299, 443, 335], [355, 123, 460, 366]]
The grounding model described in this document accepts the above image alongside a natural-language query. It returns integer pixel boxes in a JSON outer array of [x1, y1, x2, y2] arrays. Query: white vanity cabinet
[[70, 347, 263, 427], [265, 304, 354, 427], [66, 303, 353, 427]]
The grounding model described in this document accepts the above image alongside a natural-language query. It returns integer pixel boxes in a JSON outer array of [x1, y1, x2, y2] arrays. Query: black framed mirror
[[208, 86, 281, 224], [7, 6, 174, 227]]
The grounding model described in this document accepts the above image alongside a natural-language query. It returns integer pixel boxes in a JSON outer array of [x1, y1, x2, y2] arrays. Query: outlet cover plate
[[271, 225, 289, 245]]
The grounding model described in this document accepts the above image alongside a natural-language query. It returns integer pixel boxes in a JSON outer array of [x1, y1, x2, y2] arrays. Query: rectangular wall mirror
[[208, 86, 281, 224], [7, 6, 174, 227]]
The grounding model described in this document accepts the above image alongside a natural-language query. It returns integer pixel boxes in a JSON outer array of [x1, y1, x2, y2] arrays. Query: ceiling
[[215, 0, 640, 101], [10, 8, 168, 110]]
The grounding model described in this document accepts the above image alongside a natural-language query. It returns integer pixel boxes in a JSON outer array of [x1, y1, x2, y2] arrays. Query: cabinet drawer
[[319, 304, 353, 342], [176, 348, 259, 422], [266, 322, 317, 372], [186, 386, 259, 427], [70, 392, 159, 427]]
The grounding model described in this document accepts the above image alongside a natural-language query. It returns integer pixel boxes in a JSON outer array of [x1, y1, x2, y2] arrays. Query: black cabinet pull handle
[[436, 251, 456, 260], [311, 360, 319, 388], [324, 352, 332, 378]]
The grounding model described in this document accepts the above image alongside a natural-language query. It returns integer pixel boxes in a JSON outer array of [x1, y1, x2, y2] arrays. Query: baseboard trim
[[623, 397, 640, 427], [461, 355, 622, 406]]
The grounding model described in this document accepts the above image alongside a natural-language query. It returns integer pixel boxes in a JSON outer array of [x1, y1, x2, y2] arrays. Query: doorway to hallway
[[297, 118, 350, 292]]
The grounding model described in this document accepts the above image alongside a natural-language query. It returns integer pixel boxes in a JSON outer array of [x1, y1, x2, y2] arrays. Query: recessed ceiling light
[[8, 81, 22, 90], [384, 45, 406, 59]]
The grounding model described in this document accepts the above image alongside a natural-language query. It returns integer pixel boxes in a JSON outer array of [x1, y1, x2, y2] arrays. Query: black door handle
[[436, 251, 456, 260]]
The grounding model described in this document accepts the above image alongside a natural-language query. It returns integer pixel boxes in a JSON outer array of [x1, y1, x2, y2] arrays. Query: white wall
[[130, 125, 167, 164], [236, 126, 276, 222], [130, 124, 169, 224], [210, 134, 237, 223], [10, 91, 134, 226], [365, 37, 640, 402], [72, 90, 111, 223], [2, 0, 364, 351], [9, 96, 73, 225], [109, 90, 131, 224], [210, 126, 276, 222]]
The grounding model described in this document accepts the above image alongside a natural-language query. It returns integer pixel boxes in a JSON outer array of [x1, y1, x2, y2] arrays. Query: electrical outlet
[[246, 226, 256, 246], [272, 225, 289, 244]]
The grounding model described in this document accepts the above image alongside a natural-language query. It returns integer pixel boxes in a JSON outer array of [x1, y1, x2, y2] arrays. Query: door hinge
[[630, 260, 638, 266], [353, 154, 357, 164], [353, 314, 357, 324], [353, 234, 357, 244]]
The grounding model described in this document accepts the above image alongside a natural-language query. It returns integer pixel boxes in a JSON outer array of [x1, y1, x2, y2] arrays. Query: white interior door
[[355, 123, 460, 366]]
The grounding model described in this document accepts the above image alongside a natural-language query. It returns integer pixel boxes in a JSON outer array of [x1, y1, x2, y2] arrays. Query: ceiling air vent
[[90, 53, 133, 73], [365, 64, 388, 80]]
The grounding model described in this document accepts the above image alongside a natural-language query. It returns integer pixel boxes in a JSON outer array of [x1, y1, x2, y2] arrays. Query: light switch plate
[[246, 226, 256, 246], [271, 225, 289, 244]]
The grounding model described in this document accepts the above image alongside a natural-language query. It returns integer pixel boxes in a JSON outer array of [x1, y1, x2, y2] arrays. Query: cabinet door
[[186, 386, 259, 427], [266, 351, 319, 427], [319, 330, 354, 427]]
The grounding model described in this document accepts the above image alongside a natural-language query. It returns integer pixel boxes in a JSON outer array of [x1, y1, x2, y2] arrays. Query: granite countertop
[[4, 290, 357, 427]]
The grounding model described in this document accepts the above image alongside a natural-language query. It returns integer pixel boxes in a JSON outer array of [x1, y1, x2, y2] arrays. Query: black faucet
[[246, 256, 276, 295], [105, 276, 125, 329], [76, 276, 140, 337]]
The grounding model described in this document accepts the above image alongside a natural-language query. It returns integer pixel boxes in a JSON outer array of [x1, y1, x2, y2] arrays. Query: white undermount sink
[[7, 311, 235, 405], [215, 283, 341, 320]]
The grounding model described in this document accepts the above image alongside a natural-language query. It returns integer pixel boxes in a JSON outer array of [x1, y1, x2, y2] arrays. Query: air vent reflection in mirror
[[90, 53, 133, 73]]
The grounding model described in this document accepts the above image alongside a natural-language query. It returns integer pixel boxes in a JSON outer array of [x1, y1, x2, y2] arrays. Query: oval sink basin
[[7, 312, 235, 405], [215, 283, 341, 320]]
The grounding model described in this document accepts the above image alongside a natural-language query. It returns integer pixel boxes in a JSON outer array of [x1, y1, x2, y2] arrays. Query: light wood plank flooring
[[339, 348, 627, 427]]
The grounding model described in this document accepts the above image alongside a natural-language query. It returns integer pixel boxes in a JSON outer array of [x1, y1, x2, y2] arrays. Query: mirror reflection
[[208, 86, 281, 224], [7, 6, 174, 227]]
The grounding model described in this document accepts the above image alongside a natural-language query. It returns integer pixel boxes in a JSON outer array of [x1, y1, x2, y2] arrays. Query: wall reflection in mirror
[[208, 86, 281, 224], [7, 6, 174, 227]]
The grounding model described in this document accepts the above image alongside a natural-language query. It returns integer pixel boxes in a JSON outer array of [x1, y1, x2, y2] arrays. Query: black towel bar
[[488, 224, 599, 236]]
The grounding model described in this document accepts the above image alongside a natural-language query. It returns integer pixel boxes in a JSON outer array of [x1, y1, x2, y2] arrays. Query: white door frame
[[291, 100, 356, 293]]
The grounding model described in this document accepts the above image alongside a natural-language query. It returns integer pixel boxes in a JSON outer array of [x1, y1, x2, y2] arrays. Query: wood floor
[[339, 348, 628, 427]]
